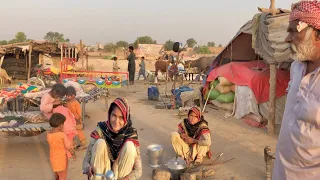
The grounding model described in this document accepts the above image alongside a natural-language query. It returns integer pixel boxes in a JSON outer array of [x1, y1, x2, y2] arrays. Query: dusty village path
[[0, 81, 278, 180]]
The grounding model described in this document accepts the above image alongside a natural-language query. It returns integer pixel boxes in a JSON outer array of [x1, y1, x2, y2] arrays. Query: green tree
[[218, 44, 223, 47], [116, 41, 129, 48], [164, 40, 175, 51], [186, 38, 197, 48], [8, 39, 18, 44], [207, 42, 215, 47], [197, 46, 211, 54], [44, 31, 70, 42], [0, 40, 7, 45], [15, 32, 27, 42], [104, 43, 117, 53], [133, 36, 156, 48]]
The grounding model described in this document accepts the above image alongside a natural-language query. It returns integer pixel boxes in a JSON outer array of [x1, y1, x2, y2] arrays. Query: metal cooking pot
[[147, 144, 164, 168], [166, 157, 187, 180]]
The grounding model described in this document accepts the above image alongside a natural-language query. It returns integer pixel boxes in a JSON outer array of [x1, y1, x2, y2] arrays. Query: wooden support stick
[[28, 43, 32, 80], [86, 51, 89, 70], [202, 85, 214, 113], [25, 54, 28, 80], [80, 40, 84, 69], [268, 64, 276, 135]]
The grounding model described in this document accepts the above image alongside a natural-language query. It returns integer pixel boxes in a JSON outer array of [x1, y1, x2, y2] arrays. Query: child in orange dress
[[47, 113, 75, 180], [65, 86, 87, 150]]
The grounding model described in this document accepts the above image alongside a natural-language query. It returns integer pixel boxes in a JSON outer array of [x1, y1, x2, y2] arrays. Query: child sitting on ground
[[47, 113, 75, 180], [65, 86, 87, 150]]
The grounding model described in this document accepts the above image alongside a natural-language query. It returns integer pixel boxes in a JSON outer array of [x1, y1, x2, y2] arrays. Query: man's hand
[[86, 165, 95, 179]]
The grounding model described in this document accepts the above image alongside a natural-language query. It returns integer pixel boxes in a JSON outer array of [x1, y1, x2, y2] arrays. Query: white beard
[[290, 28, 316, 62]]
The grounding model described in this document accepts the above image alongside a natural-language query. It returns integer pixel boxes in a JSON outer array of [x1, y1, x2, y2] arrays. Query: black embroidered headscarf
[[178, 106, 210, 139]]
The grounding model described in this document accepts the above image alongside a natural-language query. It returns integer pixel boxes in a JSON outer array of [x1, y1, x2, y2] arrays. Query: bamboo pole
[[28, 43, 33, 80]]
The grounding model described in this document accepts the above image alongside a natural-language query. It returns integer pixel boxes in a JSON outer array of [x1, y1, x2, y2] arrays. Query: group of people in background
[[112, 46, 146, 85]]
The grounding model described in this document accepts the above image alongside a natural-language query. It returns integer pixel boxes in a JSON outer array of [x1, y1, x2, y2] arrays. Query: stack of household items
[[205, 61, 290, 128], [206, 77, 235, 112]]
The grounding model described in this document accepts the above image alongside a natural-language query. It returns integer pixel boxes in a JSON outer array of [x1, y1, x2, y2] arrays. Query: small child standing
[[65, 86, 86, 150], [138, 56, 146, 80], [112, 56, 120, 72], [52, 104, 78, 157], [47, 113, 75, 180]]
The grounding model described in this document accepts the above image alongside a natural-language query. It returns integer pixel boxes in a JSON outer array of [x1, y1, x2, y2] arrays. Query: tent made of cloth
[[209, 9, 291, 69], [206, 61, 290, 103]]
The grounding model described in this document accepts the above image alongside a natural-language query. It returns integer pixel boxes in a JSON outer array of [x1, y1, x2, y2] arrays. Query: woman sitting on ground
[[83, 97, 142, 180], [171, 106, 212, 165]]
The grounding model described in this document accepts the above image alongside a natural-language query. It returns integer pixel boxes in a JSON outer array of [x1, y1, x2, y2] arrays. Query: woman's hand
[[185, 137, 197, 145], [180, 133, 187, 140]]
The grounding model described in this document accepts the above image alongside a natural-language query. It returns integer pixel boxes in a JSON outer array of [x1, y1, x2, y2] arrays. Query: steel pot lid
[[167, 157, 187, 170]]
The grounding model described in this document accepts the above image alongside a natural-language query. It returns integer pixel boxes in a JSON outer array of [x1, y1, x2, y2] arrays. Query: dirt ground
[[0, 58, 278, 180]]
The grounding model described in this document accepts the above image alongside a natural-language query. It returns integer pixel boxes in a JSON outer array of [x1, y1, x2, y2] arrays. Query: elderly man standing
[[273, 1, 320, 179]]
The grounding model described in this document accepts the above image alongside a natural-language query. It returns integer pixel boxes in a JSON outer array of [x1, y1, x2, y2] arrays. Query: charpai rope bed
[[0, 87, 110, 134]]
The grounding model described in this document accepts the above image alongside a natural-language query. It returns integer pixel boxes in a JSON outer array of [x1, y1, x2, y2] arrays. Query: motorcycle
[[31, 64, 74, 87]]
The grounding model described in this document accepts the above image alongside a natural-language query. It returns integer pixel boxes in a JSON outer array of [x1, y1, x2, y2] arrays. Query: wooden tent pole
[[270, 0, 276, 15], [85, 51, 88, 71], [28, 43, 33, 80], [268, 64, 276, 135], [267, 0, 277, 135]]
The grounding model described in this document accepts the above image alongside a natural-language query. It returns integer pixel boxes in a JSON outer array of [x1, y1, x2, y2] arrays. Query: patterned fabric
[[178, 118, 210, 139], [90, 97, 139, 161], [290, 0, 320, 30], [178, 107, 209, 139]]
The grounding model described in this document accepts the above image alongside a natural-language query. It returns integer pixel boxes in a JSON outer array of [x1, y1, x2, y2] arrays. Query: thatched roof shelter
[[0, 41, 78, 79]]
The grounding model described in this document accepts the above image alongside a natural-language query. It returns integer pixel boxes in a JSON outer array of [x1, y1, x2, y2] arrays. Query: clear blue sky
[[0, 0, 293, 46]]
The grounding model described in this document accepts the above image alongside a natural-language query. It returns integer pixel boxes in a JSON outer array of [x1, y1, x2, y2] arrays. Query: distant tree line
[[0, 31, 70, 45]]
